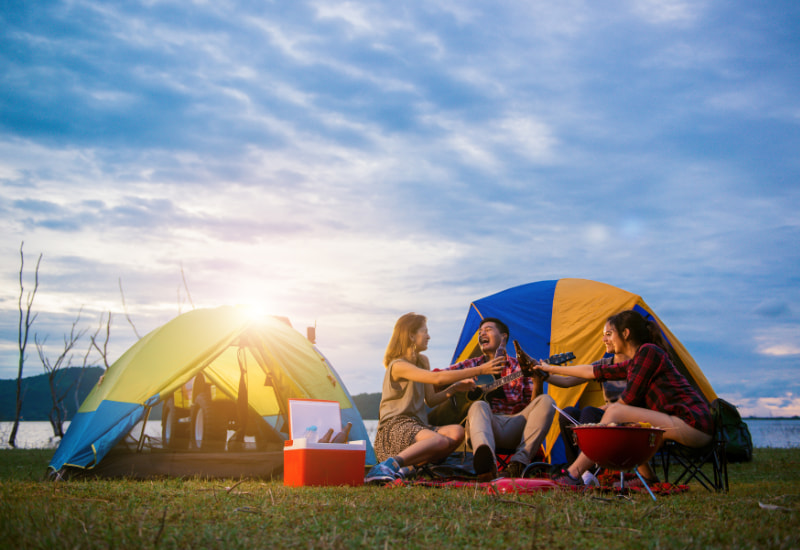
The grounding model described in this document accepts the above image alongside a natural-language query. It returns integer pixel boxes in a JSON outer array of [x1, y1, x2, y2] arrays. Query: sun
[[242, 302, 269, 322]]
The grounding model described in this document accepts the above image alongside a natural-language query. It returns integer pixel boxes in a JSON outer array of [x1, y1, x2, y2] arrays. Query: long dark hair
[[607, 310, 671, 354]]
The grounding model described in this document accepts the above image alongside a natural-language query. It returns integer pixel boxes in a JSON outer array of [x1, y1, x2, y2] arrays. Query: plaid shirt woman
[[594, 343, 713, 435]]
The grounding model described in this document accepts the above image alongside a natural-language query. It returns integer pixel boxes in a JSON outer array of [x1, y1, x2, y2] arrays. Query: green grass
[[1, 448, 798, 549]]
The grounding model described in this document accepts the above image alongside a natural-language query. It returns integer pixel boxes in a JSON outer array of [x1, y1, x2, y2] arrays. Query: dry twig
[[153, 507, 167, 546], [118, 278, 141, 339]]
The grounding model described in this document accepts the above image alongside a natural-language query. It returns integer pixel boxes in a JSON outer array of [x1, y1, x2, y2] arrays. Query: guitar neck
[[481, 370, 523, 393], [477, 352, 575, 394]]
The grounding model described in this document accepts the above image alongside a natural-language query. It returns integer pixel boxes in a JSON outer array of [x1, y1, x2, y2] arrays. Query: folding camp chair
[[494, 446, 546, 473], [494, 448, 515, 471], [658, 413, 728, 492]]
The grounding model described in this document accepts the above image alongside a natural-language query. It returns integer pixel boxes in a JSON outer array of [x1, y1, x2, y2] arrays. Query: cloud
[[630, 0, 706, 25], [754, 300, 793, 319], [754, 326, 800, 357], [719, 393, 800, 418], [1, 0, 799, 411]]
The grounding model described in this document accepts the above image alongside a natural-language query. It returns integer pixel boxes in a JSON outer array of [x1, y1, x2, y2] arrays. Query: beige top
[[377, 357, 428, 427]]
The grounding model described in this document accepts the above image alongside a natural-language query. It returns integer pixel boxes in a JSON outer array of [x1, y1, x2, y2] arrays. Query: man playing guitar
[[445, 318, 556, 479]]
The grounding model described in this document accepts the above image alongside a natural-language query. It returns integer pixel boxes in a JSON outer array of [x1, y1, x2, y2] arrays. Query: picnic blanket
[[373, 456, 689, 496], [393, 477, 559, 494], [381, 471, 688, 496]]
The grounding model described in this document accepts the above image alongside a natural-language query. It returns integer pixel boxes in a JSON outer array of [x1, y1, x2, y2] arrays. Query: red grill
[[571, 425, 665, 470]]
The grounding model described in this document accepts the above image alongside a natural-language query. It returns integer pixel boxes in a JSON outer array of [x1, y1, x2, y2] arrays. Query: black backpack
[[712, 398, 753, 462]]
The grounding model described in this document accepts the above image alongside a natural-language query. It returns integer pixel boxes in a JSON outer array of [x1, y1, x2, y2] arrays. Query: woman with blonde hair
[[365, 312, 503, 483]]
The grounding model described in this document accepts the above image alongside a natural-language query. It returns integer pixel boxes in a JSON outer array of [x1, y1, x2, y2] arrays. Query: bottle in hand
[[495, 337, 507, 365]]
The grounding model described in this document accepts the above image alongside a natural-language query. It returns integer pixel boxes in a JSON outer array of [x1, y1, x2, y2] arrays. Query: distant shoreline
[[744, 416, 800, 420]]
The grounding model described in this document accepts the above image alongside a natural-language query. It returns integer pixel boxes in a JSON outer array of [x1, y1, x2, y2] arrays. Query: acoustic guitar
[[427, 342, 575, 426]]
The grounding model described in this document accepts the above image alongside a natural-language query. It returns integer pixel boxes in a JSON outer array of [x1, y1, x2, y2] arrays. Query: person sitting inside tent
[[365, 312, 503, 484], [535, 309, 713, 487], [448, 317, 556, 479]]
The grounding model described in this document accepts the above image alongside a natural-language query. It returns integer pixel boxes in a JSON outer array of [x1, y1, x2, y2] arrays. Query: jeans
[[467, 394, 556, 465]]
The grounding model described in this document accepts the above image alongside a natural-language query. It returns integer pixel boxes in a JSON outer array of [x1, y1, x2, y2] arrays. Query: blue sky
[[1, 1, 798, 416]]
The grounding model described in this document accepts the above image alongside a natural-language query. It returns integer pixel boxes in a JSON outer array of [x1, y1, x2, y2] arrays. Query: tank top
[[377, 357, 428, 427]]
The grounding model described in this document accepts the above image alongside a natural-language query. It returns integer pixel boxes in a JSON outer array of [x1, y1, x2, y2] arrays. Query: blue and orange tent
[[451, 278, 717, 464], [49, 306, 376, 475]]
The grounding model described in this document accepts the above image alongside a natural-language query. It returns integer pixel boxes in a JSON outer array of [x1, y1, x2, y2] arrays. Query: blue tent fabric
[[49, 307, 376, 474], [50, 401, 144, 469], [452, 280, 557, 364], [451, 279, 717, 465]]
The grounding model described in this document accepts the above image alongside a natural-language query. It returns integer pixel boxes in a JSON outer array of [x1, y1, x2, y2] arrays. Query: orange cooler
[[283, 438, 367, 487], [284, 398, 367, 487]]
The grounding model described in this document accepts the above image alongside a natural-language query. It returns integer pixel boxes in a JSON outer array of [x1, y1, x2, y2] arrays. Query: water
[[1, 418, 796, 450], [0, 420, 381, 450], [741, 418, 800, 449]]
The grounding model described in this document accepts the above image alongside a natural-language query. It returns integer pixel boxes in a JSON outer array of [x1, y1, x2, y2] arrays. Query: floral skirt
[[374, 415, 437, 462]]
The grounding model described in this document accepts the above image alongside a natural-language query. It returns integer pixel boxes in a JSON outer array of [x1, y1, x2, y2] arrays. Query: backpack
[[712, 398, 753, 462]]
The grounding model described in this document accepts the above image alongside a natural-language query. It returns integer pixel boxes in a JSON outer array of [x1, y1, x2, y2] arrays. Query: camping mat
[[369, 456, 689, 496], [382, 475, 688, 496], [387, 477, 558, 494]]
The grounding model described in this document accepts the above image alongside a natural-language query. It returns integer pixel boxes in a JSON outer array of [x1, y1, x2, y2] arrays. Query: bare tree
[[90, 311, 113, 389], [73, 322, 99, 412], [8, 242, 41, 448], [118, 277, 141, 339], [36, 309, 87, 438], [180, 262, 195, 312]]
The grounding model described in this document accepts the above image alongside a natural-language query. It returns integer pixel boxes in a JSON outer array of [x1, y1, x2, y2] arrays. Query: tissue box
[[283, 399, 366, 487]]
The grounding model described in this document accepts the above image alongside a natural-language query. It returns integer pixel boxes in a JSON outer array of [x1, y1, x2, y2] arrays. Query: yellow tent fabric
[[50, 306, 375, 471], [452, 279, 717, 463]]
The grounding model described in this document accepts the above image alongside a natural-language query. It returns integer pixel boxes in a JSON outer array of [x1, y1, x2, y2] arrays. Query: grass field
[[1, 448, 798, 549]]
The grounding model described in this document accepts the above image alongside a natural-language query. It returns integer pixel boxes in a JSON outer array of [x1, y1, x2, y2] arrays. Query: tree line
[[0, 367, 104, 421]]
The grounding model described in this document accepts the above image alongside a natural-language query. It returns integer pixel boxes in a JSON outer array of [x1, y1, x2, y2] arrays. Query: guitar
[[427, 342, 575, 426], [467, 346, 576, 402]]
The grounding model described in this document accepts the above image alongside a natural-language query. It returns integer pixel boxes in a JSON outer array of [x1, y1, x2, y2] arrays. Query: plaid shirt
[[593, 343, 713, 435], [448, 355, 534, 415]]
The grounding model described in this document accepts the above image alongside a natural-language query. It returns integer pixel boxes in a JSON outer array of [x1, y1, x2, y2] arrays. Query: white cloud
[[585, 224, 610, 245], [755, 326, 800, 357], [313, 1, 375, 35], [720, 393, 800, 418], [1, 0, 799, 415], [630, 0, 705, 25]]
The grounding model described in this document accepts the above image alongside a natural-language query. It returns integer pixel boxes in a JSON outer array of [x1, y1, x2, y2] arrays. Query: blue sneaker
[[364, 458, 402, 484]]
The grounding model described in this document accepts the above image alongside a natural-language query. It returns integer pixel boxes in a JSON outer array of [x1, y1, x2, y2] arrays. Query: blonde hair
[[383, 312, 427, 368]]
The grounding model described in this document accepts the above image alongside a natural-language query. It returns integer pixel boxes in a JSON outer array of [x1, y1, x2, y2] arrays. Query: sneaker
[[551, 468, 583, 487], [364, 458, 402, 484], [500, 460, 527, 478], [397, 466, 416, 479], [473, 445, 497, 478], [581, 470, 600, 487]]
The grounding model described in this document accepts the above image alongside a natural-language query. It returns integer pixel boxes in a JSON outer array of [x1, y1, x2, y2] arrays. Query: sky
[[1, 0, 799, 417]]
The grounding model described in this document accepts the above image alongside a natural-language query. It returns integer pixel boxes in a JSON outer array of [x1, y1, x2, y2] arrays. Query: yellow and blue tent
[[451, 278, 717, 464], [49, 306, 376, 475]]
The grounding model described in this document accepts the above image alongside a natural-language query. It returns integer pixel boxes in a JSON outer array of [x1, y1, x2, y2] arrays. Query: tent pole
[[137, 406, 152, 453]]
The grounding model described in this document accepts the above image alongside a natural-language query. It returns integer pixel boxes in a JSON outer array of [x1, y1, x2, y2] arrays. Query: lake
[[2, 418, 799, 451]]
